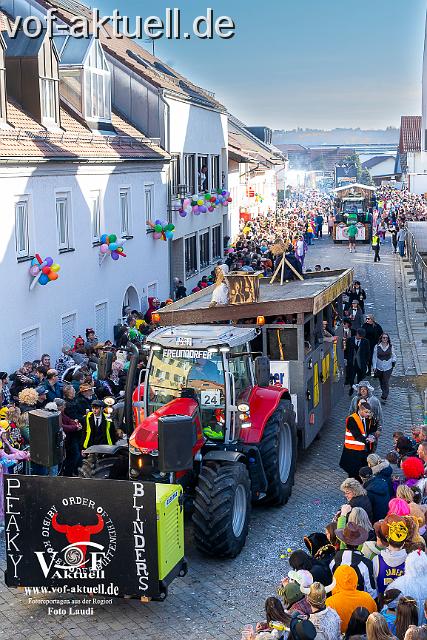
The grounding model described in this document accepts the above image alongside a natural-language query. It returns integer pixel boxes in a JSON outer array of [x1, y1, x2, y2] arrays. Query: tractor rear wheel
[[78, 454, 128, 480], [192, 461, 251, 558], [259, 399, 297, 505]]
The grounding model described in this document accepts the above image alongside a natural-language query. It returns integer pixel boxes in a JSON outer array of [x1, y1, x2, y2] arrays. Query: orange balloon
[[48, 272, 58, 281]]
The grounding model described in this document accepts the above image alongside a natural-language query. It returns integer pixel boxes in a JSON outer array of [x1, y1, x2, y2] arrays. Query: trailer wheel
[[259, 399, 297, 505], [192, 461, 251, 558]]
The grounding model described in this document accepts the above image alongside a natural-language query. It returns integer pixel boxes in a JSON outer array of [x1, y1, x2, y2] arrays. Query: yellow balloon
[[51, 263, 60, 272], [197, 199, 203, 206]]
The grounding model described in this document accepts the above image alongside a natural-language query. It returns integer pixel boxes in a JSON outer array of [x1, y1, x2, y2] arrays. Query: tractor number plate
[[200, 389, 221, 407]]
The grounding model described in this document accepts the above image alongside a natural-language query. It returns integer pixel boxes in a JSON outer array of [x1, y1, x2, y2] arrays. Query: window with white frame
[[198, 155, 209, 192], [185, 235, 197, 278], [210, 155, 220, 191], [95, 302, 108, 340], [15, 199, 30, 259], [120, 188, 131, 237], [85, 41, 111, 122], [21, 327, 40, 363], [40, 78, 57, 121], [184, 154, 196, 195], [170, 154, 181, 197], [89, 191, 101, 241], [61, 313, 77, 347], [199, 230, 210, 269], [56, 193, 72, 250], [212, 224, 222, 261], [144, 185, 154, 226]]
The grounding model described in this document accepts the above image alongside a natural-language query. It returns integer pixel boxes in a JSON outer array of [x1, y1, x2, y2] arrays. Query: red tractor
[[82, 325, 297, 558]]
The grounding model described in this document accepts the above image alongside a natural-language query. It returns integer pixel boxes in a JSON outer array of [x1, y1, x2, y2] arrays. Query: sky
[[97, 0, 427, 130]]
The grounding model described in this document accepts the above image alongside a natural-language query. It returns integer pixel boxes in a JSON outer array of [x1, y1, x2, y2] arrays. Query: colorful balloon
[[51, 263, 60, 272], [111, 251, 119, 260], [165, 231, 173, 240], [29, 265, 40, 276], [153, 232, 162, 239], [100, 234, 108, 244], [108, 234, 117, 243], [109, 242, 118, 252], [42, 266, 51, 275], [45, 257, 53, 267], [100, 244, 109, 254], [39, 274, 49, 285], [179, 210, 187, 217], [48, 272, 58, 281]]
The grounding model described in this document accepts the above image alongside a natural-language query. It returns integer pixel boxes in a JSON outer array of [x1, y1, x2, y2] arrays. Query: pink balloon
[[192, 206, 199, 213], [153, 232, 162, 239], [29, 265, 40, 276], [183, 199, 190, 207], [100, 243, 109, 254]]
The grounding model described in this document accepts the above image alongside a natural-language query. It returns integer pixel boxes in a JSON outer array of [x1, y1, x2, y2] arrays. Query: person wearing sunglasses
[[372, 334, 397, 403]]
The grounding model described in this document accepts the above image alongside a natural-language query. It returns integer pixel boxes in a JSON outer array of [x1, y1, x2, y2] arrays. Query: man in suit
[[81, 399, 118, 450], [345, 328, 370, 395]]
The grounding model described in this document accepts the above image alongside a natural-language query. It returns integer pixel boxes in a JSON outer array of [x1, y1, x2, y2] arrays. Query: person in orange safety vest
[[339, 399, 379, 480]]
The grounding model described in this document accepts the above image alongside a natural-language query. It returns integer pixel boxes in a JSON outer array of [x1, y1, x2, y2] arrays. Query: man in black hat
[[81, 399, 117, 450]]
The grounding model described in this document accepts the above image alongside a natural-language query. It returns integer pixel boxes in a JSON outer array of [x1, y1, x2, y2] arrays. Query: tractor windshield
[[147, 348, 226, 440]]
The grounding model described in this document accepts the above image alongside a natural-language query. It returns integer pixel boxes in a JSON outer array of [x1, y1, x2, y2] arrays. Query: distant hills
[[273, 127, 400, 146]]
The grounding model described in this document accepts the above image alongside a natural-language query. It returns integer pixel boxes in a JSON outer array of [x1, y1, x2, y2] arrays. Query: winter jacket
[[349, 392, 383, 427], [349, 495, 374, 523], [362, 321, 383, 352], [326, 565, 377, 632], [309, 607, 341, 640], [330, 549, 377, 599], [371, 460, 394, 500], [363, 475, 389, 522], [385, 550, 427, 624], [42, 380, 62, 403]]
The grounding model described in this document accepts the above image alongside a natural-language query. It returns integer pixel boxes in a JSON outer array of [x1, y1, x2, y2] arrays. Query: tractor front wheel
[[259, 399, 297, 505], [192, 461, 251, 558]]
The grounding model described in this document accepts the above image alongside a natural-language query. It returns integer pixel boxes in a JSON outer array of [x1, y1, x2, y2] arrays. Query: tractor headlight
[[238, 403, 250, 413]]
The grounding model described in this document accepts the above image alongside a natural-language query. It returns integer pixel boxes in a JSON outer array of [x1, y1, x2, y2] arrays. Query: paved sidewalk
[[0, 234, 425, 640]]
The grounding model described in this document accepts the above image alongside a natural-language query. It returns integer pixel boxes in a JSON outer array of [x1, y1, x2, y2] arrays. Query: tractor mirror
[[255, 356, 270, 387]]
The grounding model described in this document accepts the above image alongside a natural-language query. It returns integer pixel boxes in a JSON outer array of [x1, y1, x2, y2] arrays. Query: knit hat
[[289, 617, 316, 640], [36, 385, 47, 395], [281, 582, 304, 607], [388, 498, 411, 516], [335, 522, 368, 546], [353, 381, 374, 394], [288, 569, 313, 594], [359, 466, 373, 481], [44, 402, 58, 412], [306, 582, 326, 608]]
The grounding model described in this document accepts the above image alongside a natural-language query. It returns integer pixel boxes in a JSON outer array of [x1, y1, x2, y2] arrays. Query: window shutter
[[95, 302, 108, 341], [61, 314, 77, 347], [21, 328, 39, 363]]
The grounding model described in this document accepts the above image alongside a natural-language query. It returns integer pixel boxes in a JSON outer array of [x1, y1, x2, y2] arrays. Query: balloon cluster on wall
[[147, 219, 175, 240], [99, 233, 127, 261], [29, 254, 60, 289], [178, 189, 233, 218], [255, 193, 264, 204]]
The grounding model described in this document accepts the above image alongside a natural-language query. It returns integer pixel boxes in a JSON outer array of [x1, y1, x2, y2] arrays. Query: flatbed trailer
[[158, 268, 353, 449]]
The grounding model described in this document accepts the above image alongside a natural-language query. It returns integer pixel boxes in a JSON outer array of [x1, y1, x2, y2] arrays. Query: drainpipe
[[158, 89, 174, 297]]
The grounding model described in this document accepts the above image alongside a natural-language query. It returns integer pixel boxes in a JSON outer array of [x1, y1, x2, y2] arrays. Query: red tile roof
[[35, 0, 226, 112], [399, 116, 421, 153], [0, 99, 169, 162]]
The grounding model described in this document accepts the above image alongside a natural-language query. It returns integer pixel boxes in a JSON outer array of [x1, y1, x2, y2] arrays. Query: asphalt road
[[0, 234, 424, 640]]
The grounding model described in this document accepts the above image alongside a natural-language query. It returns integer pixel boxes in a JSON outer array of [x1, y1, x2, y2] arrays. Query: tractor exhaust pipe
[[124, 341, 140, 437]]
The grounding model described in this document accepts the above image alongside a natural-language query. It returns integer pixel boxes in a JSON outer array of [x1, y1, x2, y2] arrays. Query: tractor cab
[[142, 325, 259, 444]]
